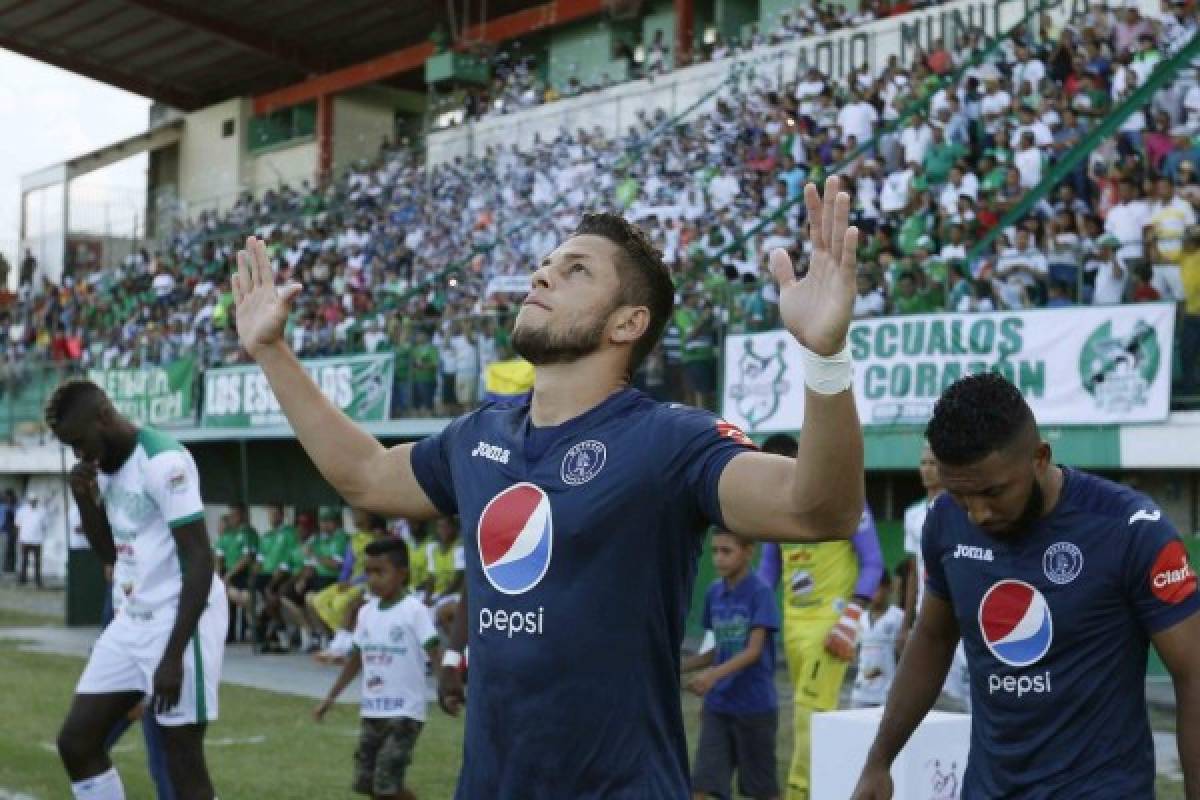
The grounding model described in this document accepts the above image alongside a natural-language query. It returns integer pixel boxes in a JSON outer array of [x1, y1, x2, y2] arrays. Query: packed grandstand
[[1, 0, 1198, 428]]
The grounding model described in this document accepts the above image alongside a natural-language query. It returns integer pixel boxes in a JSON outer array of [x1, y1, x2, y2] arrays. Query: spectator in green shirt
[[215, 502, 257, 591], [385, 325, 413, 418], [923, 126, 965, 186], [281, 507, 348, 653], [892, 271, 938, 314], [410, 328, 439, 416], [243, 503, 301, 653], [678, 293, 718, 409], [215, 502, 258, 643]]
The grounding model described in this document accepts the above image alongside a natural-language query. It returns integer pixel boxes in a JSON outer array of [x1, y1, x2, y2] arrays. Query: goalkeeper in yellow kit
[[756, 434, 883, 800]]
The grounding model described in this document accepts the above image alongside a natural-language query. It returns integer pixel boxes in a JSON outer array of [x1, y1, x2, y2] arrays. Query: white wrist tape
[[801, 342, 853, 395], [442, 650, 464, 669]]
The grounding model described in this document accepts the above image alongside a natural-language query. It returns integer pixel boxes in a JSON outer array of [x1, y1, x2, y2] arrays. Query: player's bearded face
[[512, 295, 617, 366]]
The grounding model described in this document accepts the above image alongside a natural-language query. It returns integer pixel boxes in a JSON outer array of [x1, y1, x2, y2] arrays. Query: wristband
[[801, 341, 853, 395], [442, 650, 464, 669]]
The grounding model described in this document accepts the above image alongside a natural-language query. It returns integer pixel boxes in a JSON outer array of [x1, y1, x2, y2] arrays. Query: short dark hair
[[365, 537, 409, 569], [761, 433, 798, 458], [573, 212, 674, 373], [712, 528, 754, 548], [926, 373, 1035, 466], [45, 379, 107, 429]]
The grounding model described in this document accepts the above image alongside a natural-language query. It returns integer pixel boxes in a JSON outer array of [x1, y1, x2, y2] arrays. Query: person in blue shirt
[[231, 178, 866, 799], [853, 372, 1200, 799], [683, 529, 780, 800]]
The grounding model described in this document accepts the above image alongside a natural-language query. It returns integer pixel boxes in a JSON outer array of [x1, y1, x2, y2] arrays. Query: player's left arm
[[718, 401, 863, 541], [157, 519, 215, 714], [1152, 613, 1200, 799], [1126, 505, 1200, 799], [688, 627, 768, 696], [144, 450, 214, 714], [719, 178, 864, 542]]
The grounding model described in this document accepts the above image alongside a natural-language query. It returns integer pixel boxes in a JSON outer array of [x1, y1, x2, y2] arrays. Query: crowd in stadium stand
[[464, 0, 956, 120], [2, 0, 1200, 414]]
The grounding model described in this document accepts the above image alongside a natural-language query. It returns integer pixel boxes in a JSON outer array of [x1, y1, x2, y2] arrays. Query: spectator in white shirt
[[1105, 179, 1153, 265], [451, 321, 480, 408], [708, 167, 741, 211], [899, 114, 934, 166], [854, 272, 886, 318], [15, 495, 45, 588], [1014, 132, 1044, 189], [1089, 235, 1129, 304], [838, 90, 879, 150], [1011, 40, 1046, 92]]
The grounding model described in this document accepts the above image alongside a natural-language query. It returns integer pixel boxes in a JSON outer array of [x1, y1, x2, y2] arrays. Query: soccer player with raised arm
[[852, 373, 1200, 799], [232, 178, 866, 799], [47, 381, 227, 800]]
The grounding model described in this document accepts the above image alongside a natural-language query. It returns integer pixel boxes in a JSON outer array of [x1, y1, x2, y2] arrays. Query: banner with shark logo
[[722, 304, 1176, 432], [202, 353, 393, 427]]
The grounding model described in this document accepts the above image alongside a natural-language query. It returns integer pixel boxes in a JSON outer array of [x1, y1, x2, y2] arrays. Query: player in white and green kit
[[47, 381, 227, 800]]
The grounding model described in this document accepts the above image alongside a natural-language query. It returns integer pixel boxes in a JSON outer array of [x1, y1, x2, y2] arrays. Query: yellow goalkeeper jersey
[[780, 540, 858, 620]]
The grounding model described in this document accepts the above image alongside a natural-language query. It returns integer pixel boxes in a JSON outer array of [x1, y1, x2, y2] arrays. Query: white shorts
[[76, 596, 228, 727]]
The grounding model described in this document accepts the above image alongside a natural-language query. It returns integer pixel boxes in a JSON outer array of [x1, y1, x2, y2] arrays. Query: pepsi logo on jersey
[[1150, 540, 1197, 604], [477, 483, 553, 638], [979, 580, 1055, 698]]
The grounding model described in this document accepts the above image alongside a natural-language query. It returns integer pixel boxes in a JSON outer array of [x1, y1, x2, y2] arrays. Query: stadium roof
[[0, 0, 585, 111]]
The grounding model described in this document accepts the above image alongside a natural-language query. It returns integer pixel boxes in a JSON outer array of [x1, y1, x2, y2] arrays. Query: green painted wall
[[547, 20, 623, 90], [716, 0, 758, 43]]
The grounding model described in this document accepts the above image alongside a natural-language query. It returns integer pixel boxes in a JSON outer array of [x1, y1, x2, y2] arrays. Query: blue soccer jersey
[[701, 572, 780, 716], [923, 467, 1200, 798], [410, 389, 753, 799]]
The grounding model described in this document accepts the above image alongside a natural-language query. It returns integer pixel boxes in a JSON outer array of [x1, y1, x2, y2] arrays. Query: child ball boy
[[851, 569, 905, 709], [314, 538, 440, 800], [683, 530, 781, 800]]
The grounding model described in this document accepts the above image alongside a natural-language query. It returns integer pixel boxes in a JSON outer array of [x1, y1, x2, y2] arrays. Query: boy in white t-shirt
[[851, 570, 905, 708], [315, 538, 440, 799]]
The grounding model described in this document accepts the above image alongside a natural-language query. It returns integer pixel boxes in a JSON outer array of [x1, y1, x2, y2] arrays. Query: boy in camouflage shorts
[[315, 539, 440, 799]]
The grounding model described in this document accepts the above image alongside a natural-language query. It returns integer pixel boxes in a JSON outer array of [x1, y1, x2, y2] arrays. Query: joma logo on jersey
[[471, 441, 510, 464], [953, 544, 994, 561]]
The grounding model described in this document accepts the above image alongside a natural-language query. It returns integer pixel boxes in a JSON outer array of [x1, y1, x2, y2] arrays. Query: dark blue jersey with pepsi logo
[[410, 389, 753, 799], [923, 467, 1200, 799]]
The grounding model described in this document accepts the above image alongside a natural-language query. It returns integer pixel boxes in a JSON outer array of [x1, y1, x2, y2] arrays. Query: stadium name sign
[[722, 304, 1176, 431], [202, 353, 393, 428], [89, 357, 196, 427]]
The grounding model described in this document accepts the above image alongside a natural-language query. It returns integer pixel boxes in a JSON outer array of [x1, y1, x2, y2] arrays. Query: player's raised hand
[[232, 236, 303, 360], [771, 176, 859, 356]]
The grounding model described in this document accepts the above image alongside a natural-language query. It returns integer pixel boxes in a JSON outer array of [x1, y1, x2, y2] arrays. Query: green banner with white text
[[723, 304, 1176, 432], [89, 357, 196, 427], [202, 354, 393, 428]]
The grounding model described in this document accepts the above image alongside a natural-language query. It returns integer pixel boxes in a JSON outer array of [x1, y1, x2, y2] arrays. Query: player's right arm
[[67, 461, 115, 566], [314, 647, 362, 722], [233, 236, 439, 520], [851, 591, 959, 800]]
